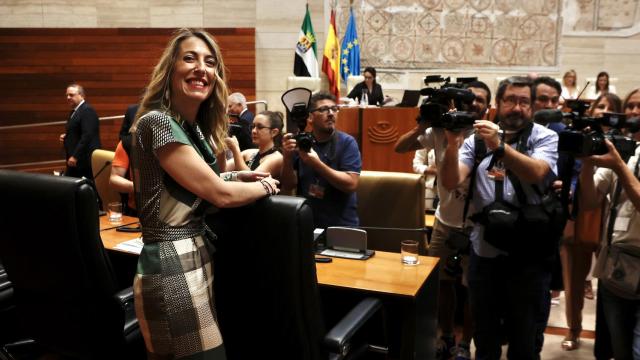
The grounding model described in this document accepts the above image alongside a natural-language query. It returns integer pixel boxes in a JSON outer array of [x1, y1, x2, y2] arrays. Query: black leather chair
[[0, 170, 143, 359], [207, 195, 387, 360]]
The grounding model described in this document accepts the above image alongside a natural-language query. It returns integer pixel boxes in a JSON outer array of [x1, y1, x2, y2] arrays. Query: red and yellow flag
[[322, 9, 340, 99]]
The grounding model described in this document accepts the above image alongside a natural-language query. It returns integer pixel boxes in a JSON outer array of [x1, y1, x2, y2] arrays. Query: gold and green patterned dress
[[131, 110, 225, 359]]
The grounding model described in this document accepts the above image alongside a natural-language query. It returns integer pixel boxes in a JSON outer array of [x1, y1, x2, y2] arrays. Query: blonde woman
[[561, 69, 580, 100], [130, 28, 279, 359], [225, 110, 284, 179]]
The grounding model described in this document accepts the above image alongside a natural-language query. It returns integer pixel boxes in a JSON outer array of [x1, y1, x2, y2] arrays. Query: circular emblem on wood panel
[[364, 36, 389, 62], [367, 121, 399, 144]]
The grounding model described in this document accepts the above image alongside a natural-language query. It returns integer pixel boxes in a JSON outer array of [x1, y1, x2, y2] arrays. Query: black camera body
[[558, 102, 637, 162], [289, 102, 316, 153], [418, 75, 477, 131]]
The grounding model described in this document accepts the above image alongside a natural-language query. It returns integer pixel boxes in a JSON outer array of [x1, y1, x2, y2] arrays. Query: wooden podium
[[337, 107, 420, 173]]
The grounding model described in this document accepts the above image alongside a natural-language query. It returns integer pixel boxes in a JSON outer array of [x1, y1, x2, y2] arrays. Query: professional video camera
[[552, 100, 638, 162], [418, 75, 478, 131], [282, 87, 315, 152]]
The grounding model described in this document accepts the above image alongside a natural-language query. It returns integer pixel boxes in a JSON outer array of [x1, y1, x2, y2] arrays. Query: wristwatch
[[493, 139, 505, 159]]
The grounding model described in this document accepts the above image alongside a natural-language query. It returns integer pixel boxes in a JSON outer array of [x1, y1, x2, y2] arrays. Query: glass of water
[[401, 240, 419, 265], [108, 202, 123, 223]]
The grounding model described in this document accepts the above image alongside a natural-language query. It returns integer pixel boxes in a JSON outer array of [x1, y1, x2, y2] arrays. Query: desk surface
[[316, 252, 438, 298], [100, 219, 438, 298], [99, 214, 138, 231]]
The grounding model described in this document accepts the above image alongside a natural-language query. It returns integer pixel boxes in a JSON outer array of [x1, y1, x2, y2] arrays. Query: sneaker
[[436, 336, 455, 360], [452, 345, 471, 360]]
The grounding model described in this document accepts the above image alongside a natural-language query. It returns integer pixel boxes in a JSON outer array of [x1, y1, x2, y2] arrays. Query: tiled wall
[[2, 0, 639, 112]]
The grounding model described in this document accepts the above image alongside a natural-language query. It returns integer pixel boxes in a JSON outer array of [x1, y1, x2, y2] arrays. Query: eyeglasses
[[310, 106, 340, 114], [501, 96, 531, 109], [250, 124, 272, 131]]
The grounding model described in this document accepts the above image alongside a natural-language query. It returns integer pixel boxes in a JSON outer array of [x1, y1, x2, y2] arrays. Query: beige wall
[[2, 0, 639, 113]]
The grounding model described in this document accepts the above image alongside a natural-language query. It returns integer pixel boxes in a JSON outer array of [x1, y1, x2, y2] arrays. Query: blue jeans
[[468, 250, 551, 360], [600, 284, 640, 360]]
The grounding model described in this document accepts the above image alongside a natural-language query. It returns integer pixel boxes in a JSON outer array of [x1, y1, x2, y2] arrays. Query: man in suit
[[227, 92, 255, 151], [59, 83, 101, 179]]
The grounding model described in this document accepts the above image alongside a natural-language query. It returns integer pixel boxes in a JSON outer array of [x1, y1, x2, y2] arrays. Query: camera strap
[[606, 154, 640, 246], [463, 122, 533, 223]]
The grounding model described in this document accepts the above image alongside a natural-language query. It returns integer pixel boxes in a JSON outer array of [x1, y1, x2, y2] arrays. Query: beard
[[498, 110, 529, 130]]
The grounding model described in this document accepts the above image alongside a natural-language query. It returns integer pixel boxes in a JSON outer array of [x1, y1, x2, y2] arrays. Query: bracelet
[[259, 179, 275, 195], [222, 171, 238, 182]]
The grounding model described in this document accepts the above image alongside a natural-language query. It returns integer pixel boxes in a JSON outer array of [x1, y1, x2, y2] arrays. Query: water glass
[[401, 240, 420, 265], [108, 202, 123, 223]]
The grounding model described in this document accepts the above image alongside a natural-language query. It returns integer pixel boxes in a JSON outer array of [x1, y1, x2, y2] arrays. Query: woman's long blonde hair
[[133, 28, 229, 154]]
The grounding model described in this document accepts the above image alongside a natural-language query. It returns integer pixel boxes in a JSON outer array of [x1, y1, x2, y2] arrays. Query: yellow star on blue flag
[[340, 8, 360, 82]]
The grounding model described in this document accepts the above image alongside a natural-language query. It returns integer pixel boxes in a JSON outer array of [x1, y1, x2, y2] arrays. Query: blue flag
[[340, 8, 360, 82]]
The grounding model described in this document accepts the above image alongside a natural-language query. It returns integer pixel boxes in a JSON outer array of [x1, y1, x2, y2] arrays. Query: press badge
[[308, 183, 325, 199], [614, 217, 631, 232]]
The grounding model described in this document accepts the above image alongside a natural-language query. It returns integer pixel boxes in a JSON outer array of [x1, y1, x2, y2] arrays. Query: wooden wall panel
[[0, 28, 255, 171]]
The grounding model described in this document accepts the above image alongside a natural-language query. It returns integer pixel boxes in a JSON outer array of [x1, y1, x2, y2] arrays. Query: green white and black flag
[[293, 4, 319, 77]]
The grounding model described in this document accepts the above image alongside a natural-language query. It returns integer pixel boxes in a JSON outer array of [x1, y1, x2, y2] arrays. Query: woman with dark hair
[[588, 92, 623, 118], [347, 66, 384, 106], [225, 110, 284, 179], [130, 28, 279, 359], [587, 71, 617, 99]]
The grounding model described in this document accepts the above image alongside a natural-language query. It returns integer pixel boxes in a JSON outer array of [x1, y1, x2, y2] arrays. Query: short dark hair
[[532, 76, 561, 99], [466, 80, 492, 105], [496, 76, 533, 102], [309, 91, 337, 109], [363, 67, 376, 78]]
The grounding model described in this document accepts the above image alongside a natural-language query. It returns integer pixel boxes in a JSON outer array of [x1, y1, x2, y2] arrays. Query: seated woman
[[586, 71, 617, 99], [347, 66, 384, 106], [561, 69, 580, 101], [225, 110, 284, 179]]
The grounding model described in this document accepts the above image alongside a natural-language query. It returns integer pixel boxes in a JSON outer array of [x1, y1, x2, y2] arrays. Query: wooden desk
[[317, 252, 439, 359], [100, 225, 438, 359], [99, 214, 138, 231]]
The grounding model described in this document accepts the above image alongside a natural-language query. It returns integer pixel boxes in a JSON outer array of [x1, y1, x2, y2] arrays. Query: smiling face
[[170, 36, 216, 116]]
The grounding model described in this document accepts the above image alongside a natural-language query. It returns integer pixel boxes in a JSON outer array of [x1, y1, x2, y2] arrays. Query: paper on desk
[[114, 237, 144, 254]]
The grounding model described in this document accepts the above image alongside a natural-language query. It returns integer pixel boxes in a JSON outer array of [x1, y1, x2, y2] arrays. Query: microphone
[[94, 160, 112, 179]]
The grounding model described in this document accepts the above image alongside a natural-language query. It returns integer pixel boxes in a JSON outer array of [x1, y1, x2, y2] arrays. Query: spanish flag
[[322, 9, 340, 98]]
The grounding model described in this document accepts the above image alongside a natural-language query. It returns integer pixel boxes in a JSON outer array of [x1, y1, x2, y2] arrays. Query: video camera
[[548, 100, 639, 162], [282, 88, 316, 152], [418, 75, 477, 131]]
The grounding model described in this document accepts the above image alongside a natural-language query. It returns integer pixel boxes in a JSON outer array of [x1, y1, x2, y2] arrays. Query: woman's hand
[[259, 176, 280, 195], [224, 136, 239, 152], [236, 170, 270, 182]]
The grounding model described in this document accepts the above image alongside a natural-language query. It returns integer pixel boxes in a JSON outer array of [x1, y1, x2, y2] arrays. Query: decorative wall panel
[[336, 0, 562, 68]]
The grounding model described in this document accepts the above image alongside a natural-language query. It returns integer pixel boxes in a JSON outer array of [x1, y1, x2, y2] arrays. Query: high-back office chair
[[0, 170, 142, 359], [347, 75, 364, 95], [91, 149, 121, 211], [207, 195, 386, 360], [356, 171, 427, 253], [287, 76, 322, 92]]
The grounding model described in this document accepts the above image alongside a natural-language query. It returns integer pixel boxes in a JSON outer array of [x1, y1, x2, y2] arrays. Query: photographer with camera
[[579, 88, 640, 360], [394, 79, 491, 360], [281, 91, 362, 228], [440, 76, 559, 360]]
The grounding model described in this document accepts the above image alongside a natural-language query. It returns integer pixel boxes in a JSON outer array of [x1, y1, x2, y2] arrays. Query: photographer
[[579, 88, 640, 360], [394, 80, 491, 359], [440, 76, 559, 360], [281, 91, 362, 228]]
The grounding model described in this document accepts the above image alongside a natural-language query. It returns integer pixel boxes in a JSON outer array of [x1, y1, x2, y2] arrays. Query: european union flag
[[340, 8, 360, 83]]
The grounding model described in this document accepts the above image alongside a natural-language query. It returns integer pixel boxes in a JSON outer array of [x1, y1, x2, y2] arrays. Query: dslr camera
[[555, 100, 638, 162], [419, 75, 478, 131], [289, 102, 316, 152], [282, 88, 316, 153]]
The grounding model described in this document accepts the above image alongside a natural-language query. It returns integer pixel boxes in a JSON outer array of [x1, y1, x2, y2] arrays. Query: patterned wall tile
[[337, 0, 562, 68]]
